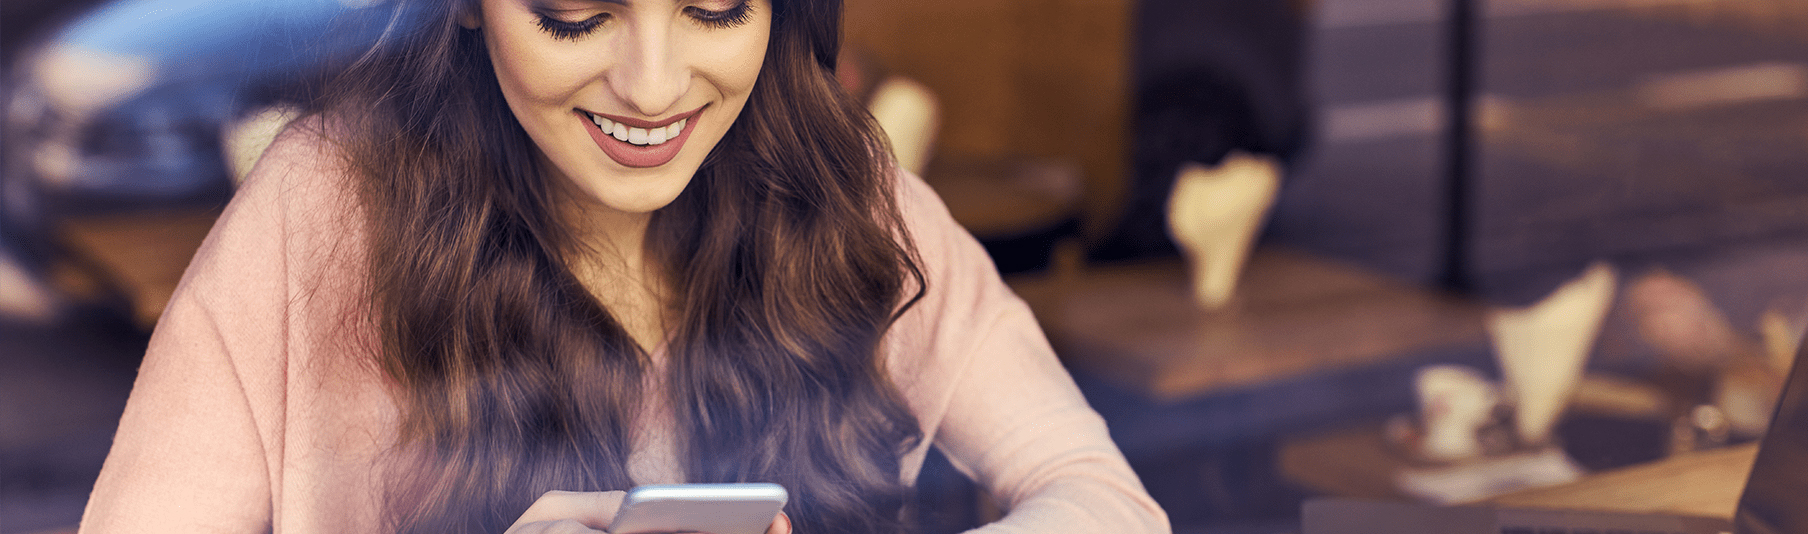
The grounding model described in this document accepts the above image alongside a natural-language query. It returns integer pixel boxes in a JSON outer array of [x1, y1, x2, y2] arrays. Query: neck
[[561, 195, 653, 272], [539, 154, 655, 271], [550, 178, 670, 353]]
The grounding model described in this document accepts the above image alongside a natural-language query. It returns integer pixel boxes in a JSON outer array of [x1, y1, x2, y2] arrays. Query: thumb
[[510, 490, 628, 532], [764, 511, 792, 534]]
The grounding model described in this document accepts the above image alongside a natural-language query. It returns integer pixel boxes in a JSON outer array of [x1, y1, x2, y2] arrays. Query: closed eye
[[685, 0, 752, 29], [535, 11, 609, 41]]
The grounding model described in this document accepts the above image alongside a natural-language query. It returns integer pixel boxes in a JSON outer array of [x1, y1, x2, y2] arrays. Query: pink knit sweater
[[79, 125, 1169, 534]]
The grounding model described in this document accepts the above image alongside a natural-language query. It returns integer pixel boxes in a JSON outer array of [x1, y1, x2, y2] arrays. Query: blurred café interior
[[8, 0, 1808, 532]]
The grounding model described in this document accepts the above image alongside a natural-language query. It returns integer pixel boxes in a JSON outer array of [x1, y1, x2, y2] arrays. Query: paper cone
[[1489, 262, 1617, 446], [1166, 152, 1281, 309]]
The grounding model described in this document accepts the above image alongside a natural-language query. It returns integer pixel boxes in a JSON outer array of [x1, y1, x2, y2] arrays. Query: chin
[[607, 195, 685, 214], [574, 175, 694, 214], [543, 138, 710, 216]]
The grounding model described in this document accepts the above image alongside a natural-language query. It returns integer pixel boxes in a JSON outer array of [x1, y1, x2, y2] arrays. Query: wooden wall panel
[[844, 0, 1131, 236]]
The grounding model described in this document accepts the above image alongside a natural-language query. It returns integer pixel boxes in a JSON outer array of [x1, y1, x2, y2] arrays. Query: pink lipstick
[[578, 106, 705, 169]]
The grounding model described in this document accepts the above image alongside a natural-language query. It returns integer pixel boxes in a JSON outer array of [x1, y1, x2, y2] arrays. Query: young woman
[[79, 0, 1170, 532]]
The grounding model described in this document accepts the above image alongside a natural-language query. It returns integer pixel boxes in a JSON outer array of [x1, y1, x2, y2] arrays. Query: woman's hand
[[503, 490, 792, 534], [764, 511, 792, 534], [507, 490, 627, 534]]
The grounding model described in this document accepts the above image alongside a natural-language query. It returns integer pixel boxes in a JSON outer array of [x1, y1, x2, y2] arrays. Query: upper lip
[[582, 105, 707, 129]]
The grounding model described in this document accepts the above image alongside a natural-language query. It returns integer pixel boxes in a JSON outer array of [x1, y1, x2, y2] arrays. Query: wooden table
[[1283, 423, 1755, 521], [1008, 248, 1489, 401], [1490, 443, 1756, 519]]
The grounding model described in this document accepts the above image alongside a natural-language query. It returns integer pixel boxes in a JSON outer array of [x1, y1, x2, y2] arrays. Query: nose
[[610, 20, 688, 117]]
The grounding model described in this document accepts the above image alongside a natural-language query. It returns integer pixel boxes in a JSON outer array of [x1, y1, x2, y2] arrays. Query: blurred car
[[1, 0, 381, 322]]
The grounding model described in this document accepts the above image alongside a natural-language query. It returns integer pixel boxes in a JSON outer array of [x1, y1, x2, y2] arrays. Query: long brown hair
[[307, 0, 925, 532]]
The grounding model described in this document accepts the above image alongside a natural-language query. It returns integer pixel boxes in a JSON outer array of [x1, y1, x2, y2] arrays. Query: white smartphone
[[609, 483, 789, 534]]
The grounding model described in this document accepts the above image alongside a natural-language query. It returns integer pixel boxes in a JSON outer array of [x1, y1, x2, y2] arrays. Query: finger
[[506, 518, 606, 534], [510, 490, 628, 532], [764, 511, 792, 534]]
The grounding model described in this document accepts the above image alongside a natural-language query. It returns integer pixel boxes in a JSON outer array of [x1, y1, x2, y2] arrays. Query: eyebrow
[[529, 0, 626, 11], [533, 0, 627, 7]]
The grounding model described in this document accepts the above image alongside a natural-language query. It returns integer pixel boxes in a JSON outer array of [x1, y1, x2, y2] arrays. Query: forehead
[[500, 0, 764, 6]]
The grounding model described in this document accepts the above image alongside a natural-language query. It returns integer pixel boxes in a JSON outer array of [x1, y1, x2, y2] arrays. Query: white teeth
[[587, 112, 618, 136], [587, 111, 688, 146]]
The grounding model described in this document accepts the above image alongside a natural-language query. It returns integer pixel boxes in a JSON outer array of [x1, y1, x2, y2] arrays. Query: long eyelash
[[687, 1, 753, 29], [535, 13, 606, 41]]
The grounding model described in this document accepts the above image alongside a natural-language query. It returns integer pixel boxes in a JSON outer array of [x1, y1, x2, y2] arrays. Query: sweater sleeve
[[79, 126, 343, 533], [890, 172, 1170, 534]]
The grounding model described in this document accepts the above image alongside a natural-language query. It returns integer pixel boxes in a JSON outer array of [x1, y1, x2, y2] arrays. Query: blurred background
[[9, 0, 1808, 532]]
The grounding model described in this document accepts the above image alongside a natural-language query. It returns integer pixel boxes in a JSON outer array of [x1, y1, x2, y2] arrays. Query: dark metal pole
[[1440, 0, 1478, 293]]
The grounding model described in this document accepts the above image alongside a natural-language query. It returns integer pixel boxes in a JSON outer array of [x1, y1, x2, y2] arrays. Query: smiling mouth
[[576, 106, 706, 169]]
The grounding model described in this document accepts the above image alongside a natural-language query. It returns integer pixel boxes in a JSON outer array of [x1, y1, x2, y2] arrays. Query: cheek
[[696, 27, 770, 100], [737, 31, 771, 89], [730, 38, 769, 94], [487, 31, 587, 108]]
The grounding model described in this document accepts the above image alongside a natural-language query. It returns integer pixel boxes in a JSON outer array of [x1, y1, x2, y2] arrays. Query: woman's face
[[470, 0, 771, 215]]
